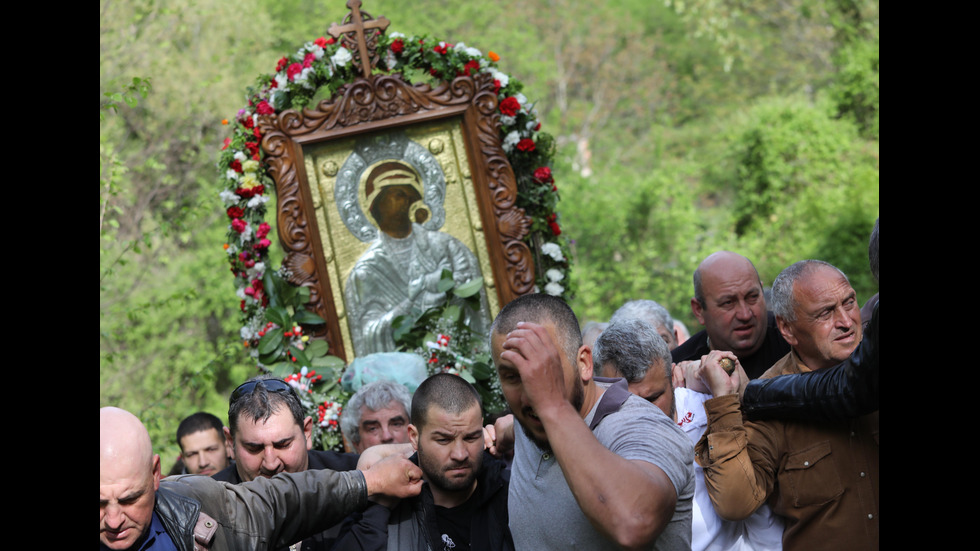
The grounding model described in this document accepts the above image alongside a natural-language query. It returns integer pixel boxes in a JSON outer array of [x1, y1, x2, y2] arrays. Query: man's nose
[[735, 300, 752, 320], [103, 504, 124, 528], [381, 425, 393, 443], [450, 441, 468, 461], [834, 305, 854, 329], [262, 447, 282, 471]]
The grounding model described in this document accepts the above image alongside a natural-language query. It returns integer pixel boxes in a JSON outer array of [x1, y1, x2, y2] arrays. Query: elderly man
[[594, 319, 782, 551], [489, 293, 693, 550], [672, 251, 790, 379], [176, 412, 232, 476], [340, 380, 412, 454], [213, 376, 360, 550], [610, 299, 679, 350], [695, 260, 878, 550], [334, 373, 513, 551], [100, 407, 421, 550]]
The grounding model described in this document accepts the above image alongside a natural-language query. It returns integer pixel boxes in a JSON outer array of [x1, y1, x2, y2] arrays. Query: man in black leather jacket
[[100, 407, 422, 551]]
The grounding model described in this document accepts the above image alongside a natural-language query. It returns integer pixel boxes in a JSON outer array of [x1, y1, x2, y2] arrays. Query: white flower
[[526, 119, 539, 132], [502, 131, 520, 153], [544, 282, 565, 296], [274, 73, 289, 89], [240, 326, 256, 341], [390, 31, 405, 39], [224, 169, 240, 182], [252, 262, 266, 274], [236, 287, 247, 300], [453, 43, 482, 58], [220, 189, 239, 206], [499, 115, 516, 127], [246, 194, 269, 208], [234, 151, 247, 162], [311, 45, 325, 60], [515, 93, 528, 110], [546, 268, 564, 282], [385, 49, 398, 70], [331, 47, 352, 67], [541, 242, 565, 262], [293, 67, 316, 89], [486, 68, 509, 89]]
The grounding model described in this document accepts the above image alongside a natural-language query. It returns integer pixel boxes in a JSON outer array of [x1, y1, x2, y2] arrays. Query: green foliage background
[[100, 0, 879, 460]]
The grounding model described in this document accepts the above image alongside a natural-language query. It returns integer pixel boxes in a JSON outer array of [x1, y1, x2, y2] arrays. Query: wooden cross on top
[[328, 0, 390, 79]]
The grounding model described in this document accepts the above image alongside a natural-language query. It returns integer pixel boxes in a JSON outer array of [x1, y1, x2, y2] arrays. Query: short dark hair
[[592, 318, 671, 382], [176, 412, 224, 450], [411, 373, 482, 430], [490, 293, 582, 363], [228, 375, 306, 437]]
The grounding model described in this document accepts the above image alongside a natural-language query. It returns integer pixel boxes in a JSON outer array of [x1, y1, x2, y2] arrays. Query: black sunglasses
[[230, 378, 293, 403]]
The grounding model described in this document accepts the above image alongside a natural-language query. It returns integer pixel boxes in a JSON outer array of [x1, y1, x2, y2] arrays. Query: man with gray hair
[[594, 319, 783, 551], [341, 380, 413, 453], [610, 299, 679, 350], [695, 260, 878, 550]]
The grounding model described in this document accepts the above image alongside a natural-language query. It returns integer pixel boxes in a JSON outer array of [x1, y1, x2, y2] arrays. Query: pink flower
[[287, 62, 303, 80], [256, 222, 272, 238], [231, 219, 247, 233], [516, 138, 535, 152], [303, 52, 315, 68], [499, 96, 520, 117], [221, 137, 231, 150]]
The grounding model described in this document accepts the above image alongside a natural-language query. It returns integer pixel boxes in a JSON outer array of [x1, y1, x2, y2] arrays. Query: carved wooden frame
[[258, 72, 534, 362]]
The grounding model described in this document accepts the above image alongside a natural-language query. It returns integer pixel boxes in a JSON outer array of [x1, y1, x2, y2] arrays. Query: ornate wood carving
[[260, 69, 534, 362]]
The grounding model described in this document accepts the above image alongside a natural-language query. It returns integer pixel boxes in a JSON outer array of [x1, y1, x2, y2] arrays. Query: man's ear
[[223, 426, 233, 459], [578, 344, 594, 383], [152, 454, 162, 490], [408, 424, 420, 452], [303, 416, 314, 451], [776, 316, 798, 347], [691, 297, 706, 326]]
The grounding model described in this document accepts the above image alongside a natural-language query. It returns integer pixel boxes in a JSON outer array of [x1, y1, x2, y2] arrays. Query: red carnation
[[221, 137, 232, 151], [256, 222, 272, 239], [459, 59, 480, 77], [276, 56, 289, 72], [287, 62, 303, 81], [226, 206, 244, 219], [326, 37, 335, 45], [533, 167, 554, 184], [391, 39, 404, 54], [231, 218, 248, 233], [229, 159, 243, 173], [430, 67, 439, 77], [499, 96, 520, 117], [493, 79, 502, 95], [303, 52, 315, 68], [433, 43, 451, 55], [314, 37, 327, 47], [549, 221, 562, 236], [245, 142, 260, 157], [242, 117, 254, 129], [516, 138, 536, 152], [256, 101, 275, 115]]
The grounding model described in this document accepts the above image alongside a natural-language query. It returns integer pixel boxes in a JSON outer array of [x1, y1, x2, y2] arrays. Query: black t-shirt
[[434, 493, 478, 551]]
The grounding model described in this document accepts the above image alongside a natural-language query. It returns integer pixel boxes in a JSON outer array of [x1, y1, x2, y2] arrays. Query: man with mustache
[[334, 373, 514, 551], [489, 294, 693, 550], [695, 260, 878, 550]]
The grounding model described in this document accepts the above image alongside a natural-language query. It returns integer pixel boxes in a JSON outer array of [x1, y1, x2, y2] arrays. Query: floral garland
[[218, 30, 573, 448]]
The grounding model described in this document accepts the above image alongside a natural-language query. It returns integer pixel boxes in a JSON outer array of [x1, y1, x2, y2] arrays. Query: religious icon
[[334, 131, 490, 356]]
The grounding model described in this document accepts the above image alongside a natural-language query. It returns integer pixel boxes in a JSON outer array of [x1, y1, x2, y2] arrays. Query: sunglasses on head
[[230, 378, 293, 404]]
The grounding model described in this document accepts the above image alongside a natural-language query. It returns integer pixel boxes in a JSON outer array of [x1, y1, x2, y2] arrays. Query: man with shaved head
[[100, 407, 422, 550], [672, 251, 790, 379]]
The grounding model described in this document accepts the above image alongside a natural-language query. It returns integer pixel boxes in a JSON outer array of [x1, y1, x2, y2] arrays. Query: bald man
[[672, 251, 790, 379], [100, 407, 422, 550]]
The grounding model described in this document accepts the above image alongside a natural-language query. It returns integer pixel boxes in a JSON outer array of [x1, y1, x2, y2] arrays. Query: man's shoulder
[[309, 449, 360, 471], [759, 351, 801, 379], [211, 464, 240, 483], [671, 330, 709, 363]]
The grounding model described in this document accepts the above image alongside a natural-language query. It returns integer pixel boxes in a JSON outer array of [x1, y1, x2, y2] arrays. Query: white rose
[[332, 47, 352, 67], [546, 268, 564, 282], [541, 242, 565, 262], [544, 282, 565, 296]]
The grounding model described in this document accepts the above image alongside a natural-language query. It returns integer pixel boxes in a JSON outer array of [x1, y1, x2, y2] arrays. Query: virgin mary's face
[[371, 184, 420, 238]]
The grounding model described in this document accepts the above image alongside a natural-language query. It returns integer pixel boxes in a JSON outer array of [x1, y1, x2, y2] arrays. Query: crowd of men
[[101, 220, 878, 551]]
